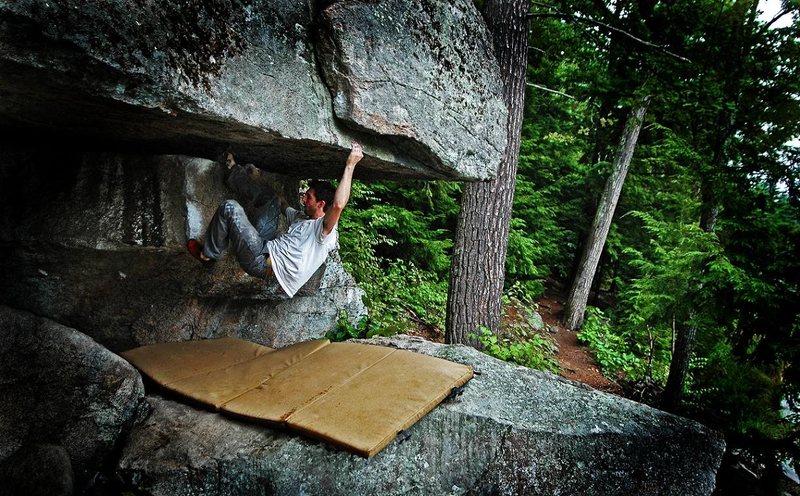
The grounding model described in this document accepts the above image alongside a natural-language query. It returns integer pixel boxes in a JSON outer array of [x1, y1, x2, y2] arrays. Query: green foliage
[[578, 307, 646, 379], [718, 187, 800, 368], [324, 312, 373, 342], [511, 9, 606, 285], [685, 341, 794, 443], [502, 280, 545, 307], [515, 96, 596, 282], [339, 181, 459, 280], [600, 212, 745, 384], [345, 258, 449, 335], [325, 311, 401, 343], [472, 327, 560, 374], [338, 181, 456, 333], [380, 260, 449, 331], [330, 1, 800, 478]]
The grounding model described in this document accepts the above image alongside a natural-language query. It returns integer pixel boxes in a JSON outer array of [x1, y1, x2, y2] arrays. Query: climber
[[187, 142, 363, 297]]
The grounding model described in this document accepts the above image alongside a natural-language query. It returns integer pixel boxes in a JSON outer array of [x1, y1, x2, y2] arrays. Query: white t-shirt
[[266, 207, 338, 297]]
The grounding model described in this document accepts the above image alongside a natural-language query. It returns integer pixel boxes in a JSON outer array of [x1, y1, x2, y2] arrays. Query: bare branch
[[529, 11, 692, 63], [530, 0, 559, 10], [764, 7, 796, 30], [526, 82, 575, 99]]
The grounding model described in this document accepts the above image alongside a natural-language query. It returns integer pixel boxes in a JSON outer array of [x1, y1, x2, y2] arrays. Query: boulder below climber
[[0, 306, 147, 489], [117, 335, 725, 495]]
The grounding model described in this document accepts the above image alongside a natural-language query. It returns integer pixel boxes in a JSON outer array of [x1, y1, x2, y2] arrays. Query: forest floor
[[406, 288, 622, 395], [536, 290, 623, 396]]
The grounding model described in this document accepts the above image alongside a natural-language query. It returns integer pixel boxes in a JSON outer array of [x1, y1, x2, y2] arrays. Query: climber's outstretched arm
[[323, 143, 363, 235]]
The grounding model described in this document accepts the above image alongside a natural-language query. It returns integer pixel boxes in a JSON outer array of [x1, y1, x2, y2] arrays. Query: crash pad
[[121, 337, 473, 457]]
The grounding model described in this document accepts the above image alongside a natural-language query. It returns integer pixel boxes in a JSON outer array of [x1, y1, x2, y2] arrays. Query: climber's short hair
[[308, 180, 335, 212]]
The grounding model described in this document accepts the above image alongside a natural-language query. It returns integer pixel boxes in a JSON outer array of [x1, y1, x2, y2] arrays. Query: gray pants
[[203, 200, 270, 279], [226, 165, 281, 242]]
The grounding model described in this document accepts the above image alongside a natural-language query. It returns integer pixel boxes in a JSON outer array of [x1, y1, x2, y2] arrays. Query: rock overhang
[[0, 0, 507, 180]]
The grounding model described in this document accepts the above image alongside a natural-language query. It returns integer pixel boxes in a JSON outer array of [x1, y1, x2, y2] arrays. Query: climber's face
[[302, 188, 325, 218]]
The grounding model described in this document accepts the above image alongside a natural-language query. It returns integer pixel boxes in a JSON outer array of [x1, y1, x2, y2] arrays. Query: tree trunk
[[562, 96, 650, 330], [445, 0, 530, 345], [662, 322, 697, 412], [699, 179, 719, 233]]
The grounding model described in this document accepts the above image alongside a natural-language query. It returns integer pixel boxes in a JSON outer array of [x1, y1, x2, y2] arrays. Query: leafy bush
[[383, 260, 448, 330], [685, 341, 790, 439], [339, 182, 453, 334], [502, 280, 545, 307], [325, 311, 402, 342], [472, 327, 560, 374], [578, 307, 645, 379]]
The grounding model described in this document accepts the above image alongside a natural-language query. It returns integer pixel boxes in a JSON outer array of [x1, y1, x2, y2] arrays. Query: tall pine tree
[[446, 0, 531, 344]]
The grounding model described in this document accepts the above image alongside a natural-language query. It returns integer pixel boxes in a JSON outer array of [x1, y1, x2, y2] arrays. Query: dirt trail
[[408, 290, 622, 396], [537, 293, 623, 396]]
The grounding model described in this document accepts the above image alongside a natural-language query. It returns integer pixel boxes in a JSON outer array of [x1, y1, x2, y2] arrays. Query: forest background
[[332, 0, 800, 489]]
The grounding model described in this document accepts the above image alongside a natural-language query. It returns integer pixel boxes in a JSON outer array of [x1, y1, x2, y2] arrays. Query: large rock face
[[0, 242, 366, 352], [0, 150, 366, 351], [117, 336, 725, 495], [316, 0, 506, 176], [0, 306, 147, 488], [0, 0, 506, 180]]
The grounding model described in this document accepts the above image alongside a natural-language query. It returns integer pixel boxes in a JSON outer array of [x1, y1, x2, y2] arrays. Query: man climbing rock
[[187, 142, 363, 297]]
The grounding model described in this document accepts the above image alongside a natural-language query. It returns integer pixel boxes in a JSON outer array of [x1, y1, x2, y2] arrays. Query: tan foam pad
[[286, 347, 473, 457], [164, 338, 330, 409], [222, 341, 395, 423], [121, 338, 473, 457], [120, 337, 273, 386]]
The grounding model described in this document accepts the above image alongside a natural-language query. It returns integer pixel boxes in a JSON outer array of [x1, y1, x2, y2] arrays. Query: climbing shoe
[[187, 239, 215, 266]]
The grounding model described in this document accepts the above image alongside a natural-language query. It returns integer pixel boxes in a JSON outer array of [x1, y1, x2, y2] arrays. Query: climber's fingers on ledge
[[350, 143, 364, 162]]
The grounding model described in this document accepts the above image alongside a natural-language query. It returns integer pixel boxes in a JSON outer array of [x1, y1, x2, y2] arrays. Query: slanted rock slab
[[0, 306, 147, 488], [117, 336, 724, 495], [317, 0, 507, 179]]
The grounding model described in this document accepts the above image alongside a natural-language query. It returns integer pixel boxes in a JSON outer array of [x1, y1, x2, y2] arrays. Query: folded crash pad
[[121, 338, 473, 457]]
